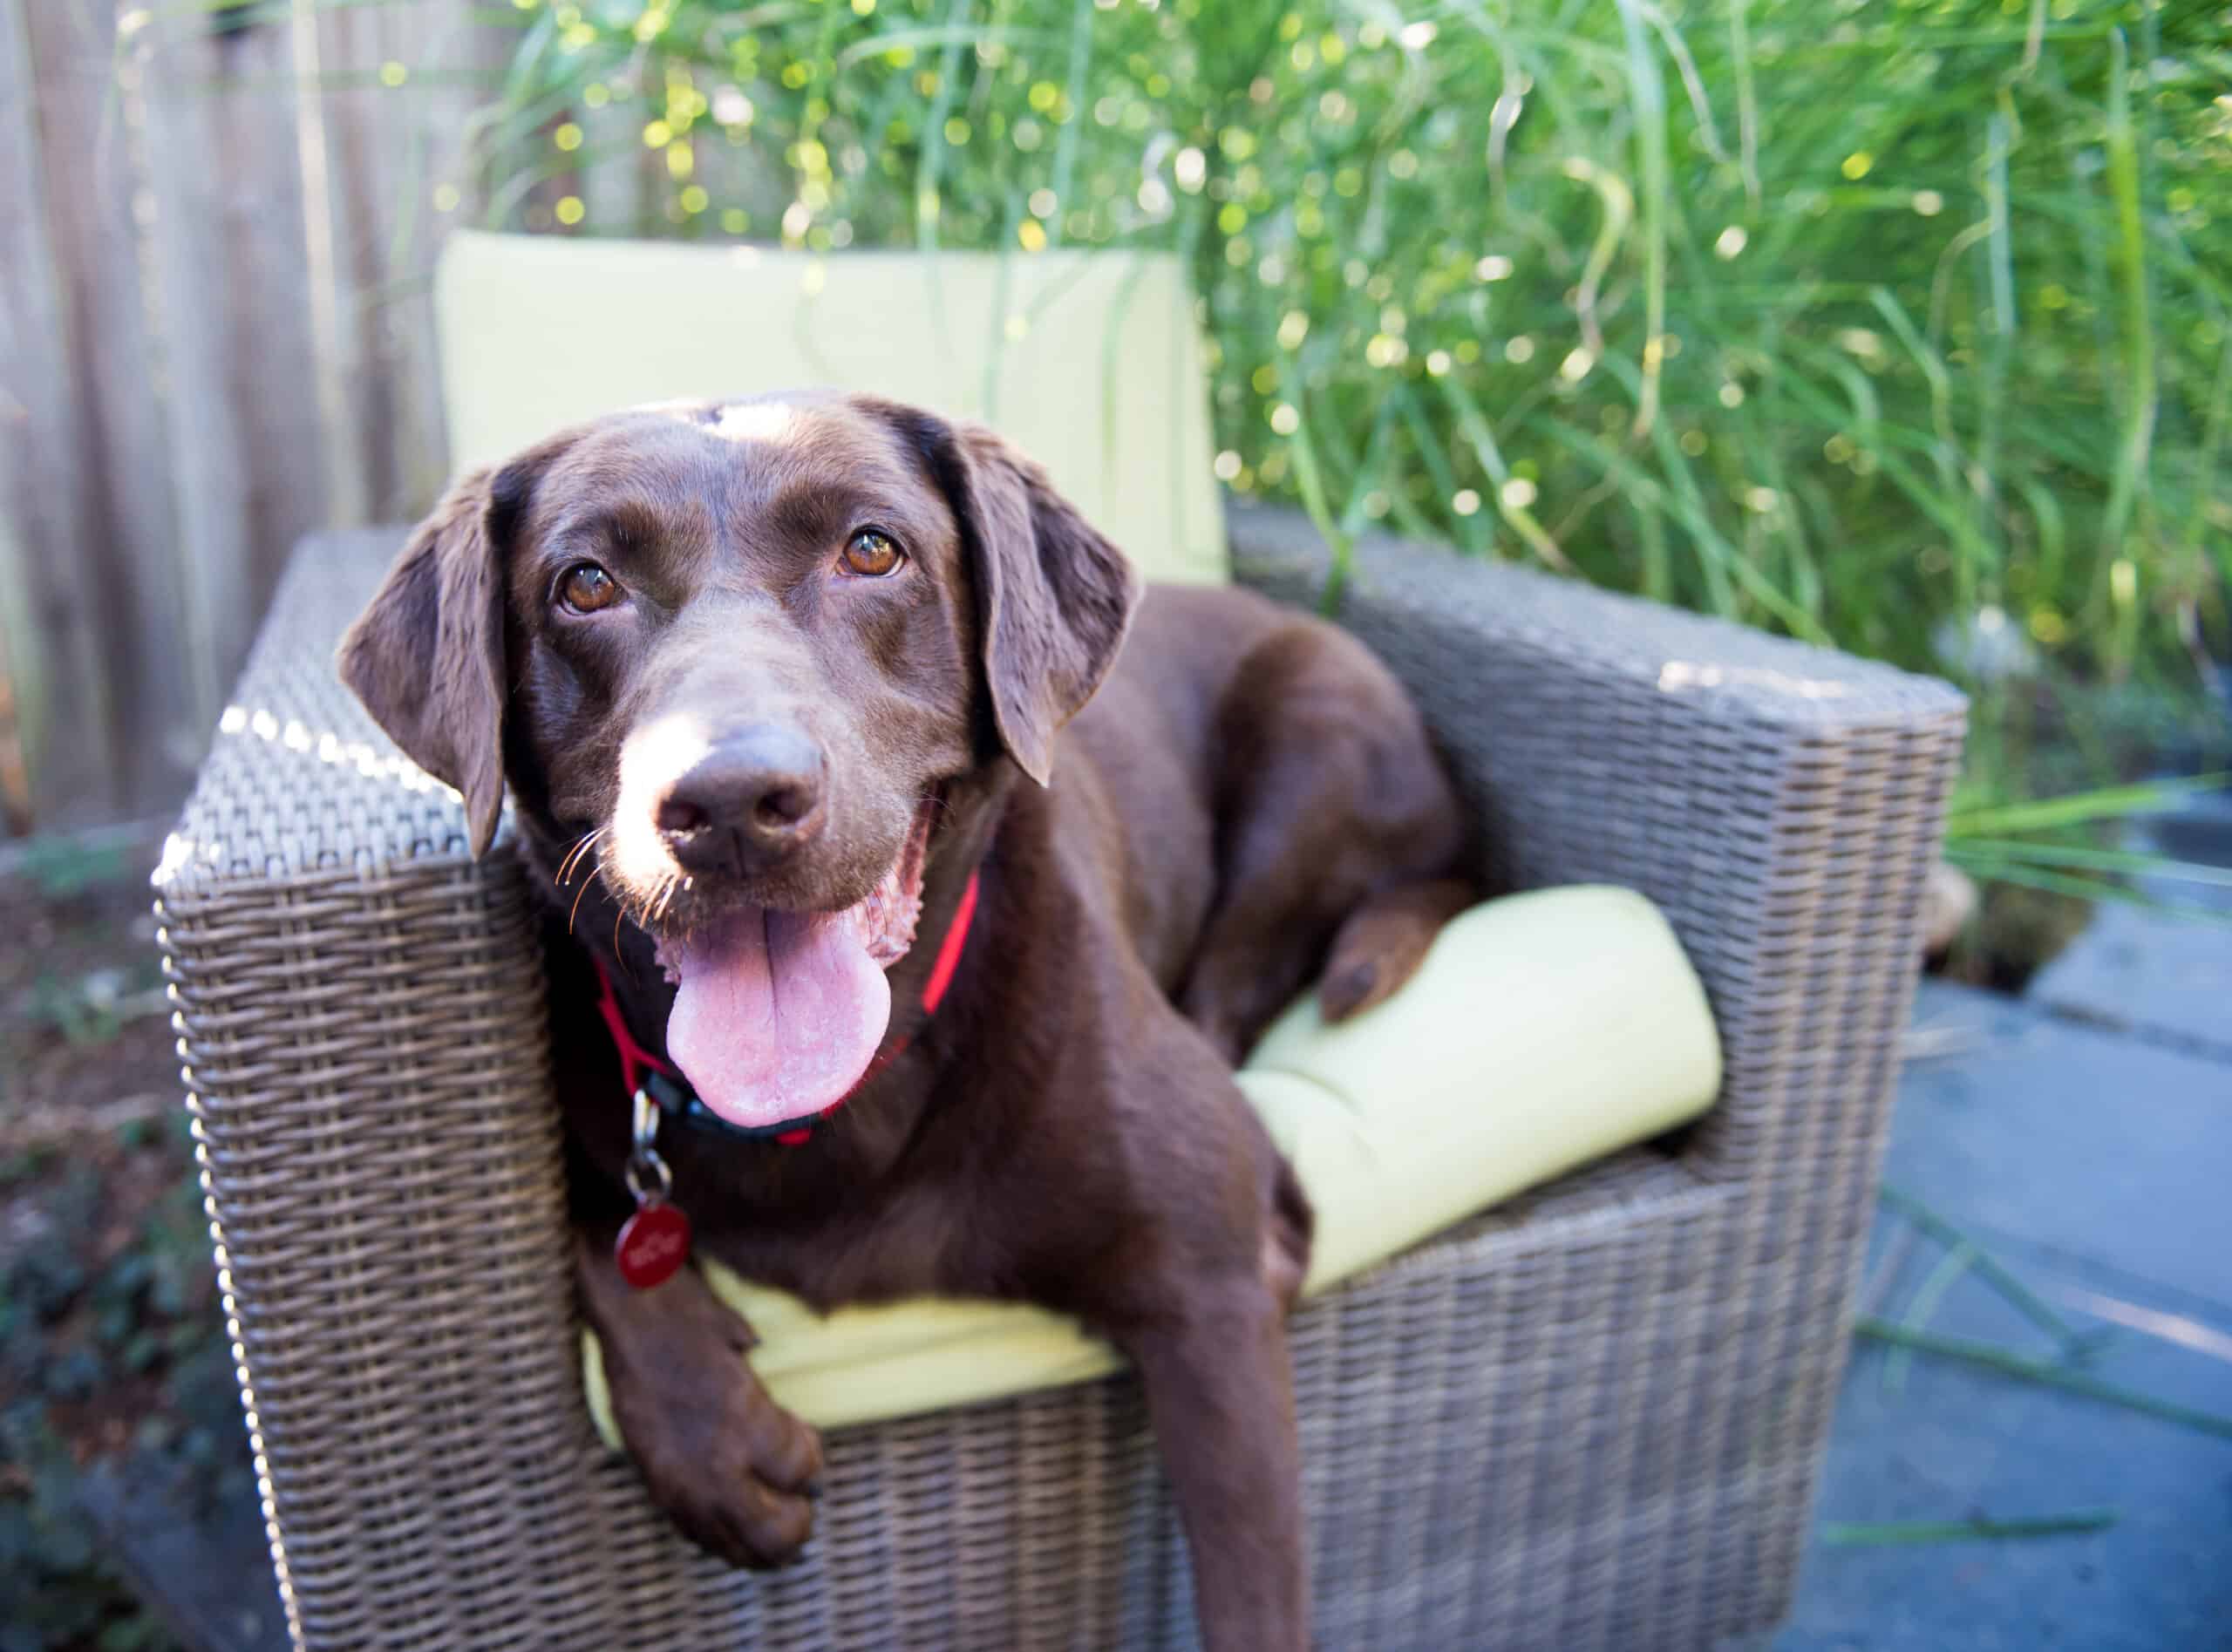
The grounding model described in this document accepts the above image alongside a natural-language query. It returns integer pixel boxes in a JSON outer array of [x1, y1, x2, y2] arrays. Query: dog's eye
[[558, 562, 622, 613], [840, 529, 905, 578]]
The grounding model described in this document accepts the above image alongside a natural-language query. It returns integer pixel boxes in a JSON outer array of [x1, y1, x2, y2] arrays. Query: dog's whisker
[[555, 833, 589, 885], [568, 866, 597, 935], [558, 826, 608, 887]]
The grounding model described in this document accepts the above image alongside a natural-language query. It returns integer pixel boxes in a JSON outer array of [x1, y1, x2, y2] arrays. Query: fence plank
[[316, 0, 503, 517], [0, 0, 121, 828], [580, 103, 656, 238], [3, 0, 208, 825], [0, 0, 505, 831], [134, 6, 331, 704], [44, 0, 219, 816]]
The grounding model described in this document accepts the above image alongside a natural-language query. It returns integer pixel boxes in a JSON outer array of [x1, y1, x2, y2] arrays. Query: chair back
[[434, 231, 1227, 584]]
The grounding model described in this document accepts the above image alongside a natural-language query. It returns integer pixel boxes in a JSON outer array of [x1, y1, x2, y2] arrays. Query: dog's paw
[[615, 1365, 826, 1569]]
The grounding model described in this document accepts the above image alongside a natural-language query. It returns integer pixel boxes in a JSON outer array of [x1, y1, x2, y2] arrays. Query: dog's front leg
[[1119, 1278, 1310, 1651], [575, 1230, 823, 1567]]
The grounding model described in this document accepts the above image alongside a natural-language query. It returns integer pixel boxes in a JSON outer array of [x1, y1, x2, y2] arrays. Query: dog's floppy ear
[[877, 404, 1140, 785], [337, 466, 514, 856]]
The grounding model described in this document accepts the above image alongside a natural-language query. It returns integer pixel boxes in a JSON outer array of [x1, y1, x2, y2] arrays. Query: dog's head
[[338, 391, 1137, 1126]]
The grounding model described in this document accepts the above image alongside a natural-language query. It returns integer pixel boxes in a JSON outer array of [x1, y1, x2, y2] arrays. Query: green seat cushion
[[434, 233, 1228, 587], [585, 885, 1720, 1438]]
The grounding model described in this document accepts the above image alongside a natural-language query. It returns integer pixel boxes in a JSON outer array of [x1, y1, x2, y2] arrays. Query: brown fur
[[339, 392, 1468, 1651]]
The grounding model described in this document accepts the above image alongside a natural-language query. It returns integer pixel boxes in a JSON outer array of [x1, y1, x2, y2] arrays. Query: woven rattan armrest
[[155, 530, 587, 1647], [1227, 500, 1968, 1183]]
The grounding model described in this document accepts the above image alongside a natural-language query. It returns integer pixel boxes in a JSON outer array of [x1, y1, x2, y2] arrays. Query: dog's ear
[[337, 466, 519, 857], [874, 404, 1140, 785]]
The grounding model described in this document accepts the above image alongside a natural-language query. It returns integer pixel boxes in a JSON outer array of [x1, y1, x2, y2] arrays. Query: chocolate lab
[[338, 391, 1467, 1649]]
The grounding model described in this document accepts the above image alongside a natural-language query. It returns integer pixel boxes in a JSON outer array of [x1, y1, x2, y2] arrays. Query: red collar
[[592, 868, 981, 1147]]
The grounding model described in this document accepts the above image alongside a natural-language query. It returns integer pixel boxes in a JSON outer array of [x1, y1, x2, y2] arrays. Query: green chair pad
[[586, 884, 1721, 1437]]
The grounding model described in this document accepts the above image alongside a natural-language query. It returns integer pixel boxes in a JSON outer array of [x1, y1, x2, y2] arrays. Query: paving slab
[[1779, 979, 2232, 1651], [2027, 792, 2232, 1060], [1875, 983, 2232, 1309], [77, 1455, 289, 1652]]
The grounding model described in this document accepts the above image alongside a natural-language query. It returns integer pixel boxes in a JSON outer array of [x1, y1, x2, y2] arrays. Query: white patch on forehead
[[628, 397, 714, 425], [711, 401, 798, 444]]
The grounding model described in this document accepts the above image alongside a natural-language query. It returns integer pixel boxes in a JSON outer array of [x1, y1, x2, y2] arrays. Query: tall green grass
[[454, 0, 2229, 797]]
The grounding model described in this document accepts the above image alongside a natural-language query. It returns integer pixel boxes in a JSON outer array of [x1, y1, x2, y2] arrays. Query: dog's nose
[[656, 724, 827, 875]]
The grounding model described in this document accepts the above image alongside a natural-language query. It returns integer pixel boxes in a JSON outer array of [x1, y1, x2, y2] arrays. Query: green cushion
[[433, 233, 1228, 587], [584, 885, 1721, 1438]]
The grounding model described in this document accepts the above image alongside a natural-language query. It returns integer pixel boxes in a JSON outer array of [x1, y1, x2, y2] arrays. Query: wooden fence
[[0, 0, 507, 833]]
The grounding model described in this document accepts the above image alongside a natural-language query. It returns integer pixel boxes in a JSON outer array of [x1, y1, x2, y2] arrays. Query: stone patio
[[1781, 807, 2232, 1651]]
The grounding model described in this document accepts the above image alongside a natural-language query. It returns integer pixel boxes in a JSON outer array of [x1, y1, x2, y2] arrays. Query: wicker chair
[[155, 498, 1963, 1649]]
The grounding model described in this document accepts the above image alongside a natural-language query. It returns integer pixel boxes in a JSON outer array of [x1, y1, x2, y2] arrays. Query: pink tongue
[[665, 908, 891, 1130]]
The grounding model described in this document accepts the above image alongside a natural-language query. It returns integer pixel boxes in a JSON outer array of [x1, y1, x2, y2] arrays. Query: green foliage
[[8, 838, 136, 904], [1943, 770, 2232, 920], [19, 962, 167, 1052], [1819, 1508, 2118, 1546], [455, 0, 2229, 738], [0, 1120, 239, 1651]]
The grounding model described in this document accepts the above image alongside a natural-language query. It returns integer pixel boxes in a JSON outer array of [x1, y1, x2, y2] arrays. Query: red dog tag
[[616, 1202, 691, 1290]]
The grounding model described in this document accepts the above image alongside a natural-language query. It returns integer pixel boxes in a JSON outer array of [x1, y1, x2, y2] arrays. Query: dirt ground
[[0, 833, 248, 1652]]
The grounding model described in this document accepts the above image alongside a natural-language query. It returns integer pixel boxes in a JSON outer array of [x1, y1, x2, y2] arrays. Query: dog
[[339, 391, 1468, 1649]]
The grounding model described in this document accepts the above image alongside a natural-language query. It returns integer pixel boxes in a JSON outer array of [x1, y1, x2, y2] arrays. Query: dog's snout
[[657, 724, 827, 874]]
